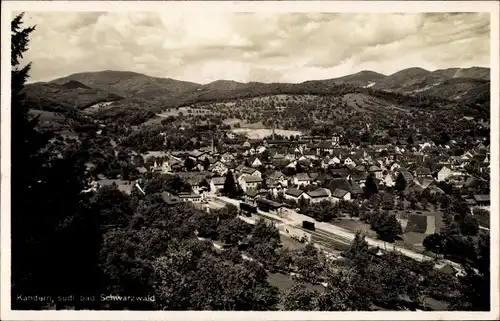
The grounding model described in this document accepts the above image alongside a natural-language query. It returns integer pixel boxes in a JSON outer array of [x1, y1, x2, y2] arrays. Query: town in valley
[[9, 11, 492, 312]]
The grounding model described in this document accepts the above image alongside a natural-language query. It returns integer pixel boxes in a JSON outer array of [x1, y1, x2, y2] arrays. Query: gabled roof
[[328, 178, 362, 195], [415, 177, 435, 189], [354, 165, 367, 172], [329, 168, 349, 177], [309, 172, 319, 180], [331, 188, 349, 198], [241, 167, 258, 175], [295, 173, 311, 181], [211, 177, 226, 185], [178, 192, 201, 199], [415, 167, 432, 175], [189, 149, 206, 158], [307, 188, 330, 198], [473, 194, 490, 202], [245, 189, 259, 198], [268, 171, 285, 180], [243, 175, 263, 183], [399, 168, 414, 182], [368, 165, 382, 172], [350, 171, 368, 181], [161, 191, 181, 205], [285, 187, 304, 197]]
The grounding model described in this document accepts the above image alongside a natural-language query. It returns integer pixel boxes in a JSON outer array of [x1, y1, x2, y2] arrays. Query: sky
[[19, 11, 490, 84]]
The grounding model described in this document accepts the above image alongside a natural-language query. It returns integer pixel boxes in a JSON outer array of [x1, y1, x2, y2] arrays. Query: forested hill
[[22, 67, 490, 130]]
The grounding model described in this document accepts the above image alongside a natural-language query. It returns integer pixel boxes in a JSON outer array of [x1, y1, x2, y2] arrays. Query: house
[[209, 160, 229, 176], [161, 191, 182, 206], [368, 165, 383, 179], [293, 173, 311, 187], [437, 166, 461, 182], [304, 188, 331, 203], [473, 195, 490, 208], [244, 189, 259, 205], [330, 168, 350, 178], [414, 177, 435, 190], [328, 178, 362, 198], [210, 177, 226, 194], [267, 171, 288, 188], [331, 189, 351, 203], [256, 146, 267, 154], [303, 150, 318, 160], [398, 168, 414, 184], [220, 152, 235, 163], [344, 157, 356, 167], [349, 171, 368, 186], [178, 192, 203, 204], [284, 187, 305, 201], [317, 141, 335, 154], [414, 167, 432, 178], [286, 160, 298, 168], [239, 175, 263, 192], [248, 156, 263, 168], [315, 172, 334, 185], [383, 173, 395, 187], [189, 149, 209, 161], [240, 167, 262, 178]]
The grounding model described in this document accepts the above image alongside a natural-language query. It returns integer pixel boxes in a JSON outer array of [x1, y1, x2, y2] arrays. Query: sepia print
[[2, 2, 498, 319]]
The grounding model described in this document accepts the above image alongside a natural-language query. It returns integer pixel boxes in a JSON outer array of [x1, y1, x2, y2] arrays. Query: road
[[214, 196, 464, 273]]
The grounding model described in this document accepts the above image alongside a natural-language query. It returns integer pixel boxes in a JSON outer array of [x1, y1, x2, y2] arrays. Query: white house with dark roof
[[210, 177, 226, 194], [293, 173, 311, 187], [304, 188, 331, 203], [240, 166, 262, 178], [437, 166, 462, 182], [368, 165, 384, 179], [331, 188, 351, 203], [189, 149, 209, 161], [238, 175, 263, 192], [209, 161, 229, 176], [284, 187, 304, 201]]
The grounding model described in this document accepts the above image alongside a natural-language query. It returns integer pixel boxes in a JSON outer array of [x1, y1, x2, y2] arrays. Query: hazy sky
[[20, 12, 490, 84]]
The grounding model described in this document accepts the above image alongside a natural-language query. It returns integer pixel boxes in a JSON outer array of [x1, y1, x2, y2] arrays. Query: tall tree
[[394, 173, 407, 193], [363, 173, 379, 199], [222, 170, 238, 198], [11, 13, 103, 309], [374, 215, 402, 243], [407, 135, 414, 146]]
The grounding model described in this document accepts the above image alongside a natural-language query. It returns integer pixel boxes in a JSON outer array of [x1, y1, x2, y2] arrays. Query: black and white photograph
[[1, 1, 499, 320]]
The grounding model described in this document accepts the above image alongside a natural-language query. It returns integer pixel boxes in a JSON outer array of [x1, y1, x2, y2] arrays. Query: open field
[[95, 178, 134, 195], [331, 218, 378, 239], [231, 128, 303, 139], [156, 106, 214, 118]]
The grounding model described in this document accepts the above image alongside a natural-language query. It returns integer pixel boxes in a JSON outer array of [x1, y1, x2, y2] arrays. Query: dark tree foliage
[[422, 233, 445, 254], [394, 173, 407, 192], [363, 174, 378, 199], [371, 214, 402, 243], [11, 13, 103, 309], [281, 283, 319, 310], [222, 170, 238, 198], [451, 232, 490, 311], [184, 157, 195, 171]]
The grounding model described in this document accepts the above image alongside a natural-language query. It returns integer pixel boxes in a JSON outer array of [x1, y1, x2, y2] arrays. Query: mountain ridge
[[24, 66, 490, 120]]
